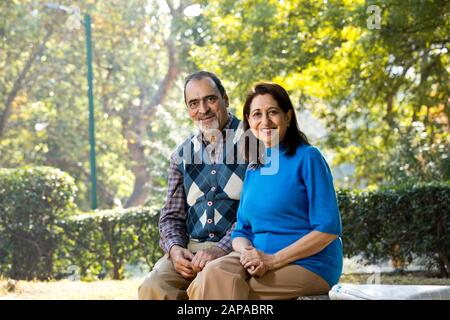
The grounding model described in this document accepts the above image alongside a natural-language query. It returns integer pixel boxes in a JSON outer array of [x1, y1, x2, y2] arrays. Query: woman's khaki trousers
[[187, 252, 330, 300]]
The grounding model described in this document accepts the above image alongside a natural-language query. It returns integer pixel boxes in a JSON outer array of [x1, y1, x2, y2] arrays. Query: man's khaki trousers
[[138, 241, 216, 300]]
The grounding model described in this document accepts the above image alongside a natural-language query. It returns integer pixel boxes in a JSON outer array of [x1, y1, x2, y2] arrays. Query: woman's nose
[[261, 113, 271, 126]]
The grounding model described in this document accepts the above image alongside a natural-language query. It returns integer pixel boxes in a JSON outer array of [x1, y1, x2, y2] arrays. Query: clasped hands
[[170, 245, 276, 278], [169, 245, 226, 279], [240, 246, 277, 277]]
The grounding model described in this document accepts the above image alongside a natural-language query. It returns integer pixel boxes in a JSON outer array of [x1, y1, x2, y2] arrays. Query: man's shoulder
[[229, 113, 242, 128], [173, 133, 196, 155]]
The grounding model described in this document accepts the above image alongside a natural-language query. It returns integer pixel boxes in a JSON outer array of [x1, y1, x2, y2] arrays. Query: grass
[[1, 272, 449, 300], [0, 278, 142, 300]]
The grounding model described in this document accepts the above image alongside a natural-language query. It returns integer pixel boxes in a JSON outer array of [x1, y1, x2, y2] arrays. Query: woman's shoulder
[[294, 143, 323, 159]]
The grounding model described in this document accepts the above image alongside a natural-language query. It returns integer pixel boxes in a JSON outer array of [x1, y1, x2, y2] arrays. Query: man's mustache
[[198, 114, 216, 120]]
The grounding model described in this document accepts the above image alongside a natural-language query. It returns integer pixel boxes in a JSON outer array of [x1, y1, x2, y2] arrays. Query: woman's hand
[[246, 262, 268, 277], [240, 246, 277, 277]]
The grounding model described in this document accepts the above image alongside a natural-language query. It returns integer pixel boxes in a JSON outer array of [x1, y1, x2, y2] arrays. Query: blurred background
[[1, 0, 448, 209]]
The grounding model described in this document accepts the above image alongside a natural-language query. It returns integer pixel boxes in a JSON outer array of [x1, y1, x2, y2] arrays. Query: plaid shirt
[[159, 113, 235, 254]]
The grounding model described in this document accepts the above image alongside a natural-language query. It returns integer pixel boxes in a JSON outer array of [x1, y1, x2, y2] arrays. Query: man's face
[[185, 77, 229, 132]]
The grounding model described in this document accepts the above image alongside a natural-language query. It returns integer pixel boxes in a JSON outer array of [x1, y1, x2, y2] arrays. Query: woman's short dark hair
[[242, 82, 309, 163]]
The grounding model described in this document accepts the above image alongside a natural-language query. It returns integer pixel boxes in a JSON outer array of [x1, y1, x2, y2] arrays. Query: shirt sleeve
[[301, 147, 342, 236], [216, 222, 234, 253], [231, 171, 255, 243], [159, 152, 189, 254]]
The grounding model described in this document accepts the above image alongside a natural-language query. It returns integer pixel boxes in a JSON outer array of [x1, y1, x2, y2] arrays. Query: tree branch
[[0, 28, 54, 139], [144, 38, 179, 115]]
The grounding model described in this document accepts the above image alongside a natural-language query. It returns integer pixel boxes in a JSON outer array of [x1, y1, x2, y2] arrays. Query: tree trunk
[[123, 33, 180, 208], [124, 130, 152, 207], [112, 0, 184, 208]]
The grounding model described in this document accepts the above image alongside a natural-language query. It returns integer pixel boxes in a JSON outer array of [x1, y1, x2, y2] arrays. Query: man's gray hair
[[183, 71, 227, 103]]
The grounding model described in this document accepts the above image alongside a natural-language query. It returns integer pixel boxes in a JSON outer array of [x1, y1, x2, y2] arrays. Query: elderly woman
[[187, 82, 342, 300]]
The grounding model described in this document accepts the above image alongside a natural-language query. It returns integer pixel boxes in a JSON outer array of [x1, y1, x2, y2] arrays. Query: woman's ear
[[287, 109, 293, 126]]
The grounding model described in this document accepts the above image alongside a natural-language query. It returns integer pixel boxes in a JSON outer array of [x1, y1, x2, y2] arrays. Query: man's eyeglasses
[[187, 95, 219, 110]]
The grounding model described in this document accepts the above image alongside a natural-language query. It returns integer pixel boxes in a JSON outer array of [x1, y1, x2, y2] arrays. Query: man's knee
[[204, 253, 241, 273], [138, 266, 192, 300], [200, 257, 229, 279], [188, 260, 223, 293], [138, 269, 173, 299], [138, 271, 160, 300]]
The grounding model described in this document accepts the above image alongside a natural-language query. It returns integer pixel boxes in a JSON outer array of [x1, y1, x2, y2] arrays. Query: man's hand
[[190, 246, 227, 273], [169, 245, 196, 279]]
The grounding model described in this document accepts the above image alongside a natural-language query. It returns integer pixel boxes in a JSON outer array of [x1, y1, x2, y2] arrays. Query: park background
[[0, 0, 449, 299]]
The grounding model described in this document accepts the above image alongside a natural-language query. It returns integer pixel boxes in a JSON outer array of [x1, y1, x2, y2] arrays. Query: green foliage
[[2, 0, 447, 205], [59, 206, 163, 280], [0, 166, 77, 280], [385, 122, 450, 184], [191, 0, 450, 187], [0, 0, 195, 210], [338, 181, 450, 277]]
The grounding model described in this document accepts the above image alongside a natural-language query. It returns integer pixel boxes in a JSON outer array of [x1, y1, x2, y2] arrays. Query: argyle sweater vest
[[175, 116, 247, 242]]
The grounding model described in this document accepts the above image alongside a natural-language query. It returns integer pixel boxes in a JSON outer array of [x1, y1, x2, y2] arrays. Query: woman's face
[[247, 94, 292, 147]]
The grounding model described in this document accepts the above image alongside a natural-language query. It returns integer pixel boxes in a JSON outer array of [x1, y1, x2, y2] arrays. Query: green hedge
[[59, 206, 163, 280], [339, 181, 450, 277], [1, 166, 449, 280], [0, 167, 163, 281], [0, 167, 77, 280]]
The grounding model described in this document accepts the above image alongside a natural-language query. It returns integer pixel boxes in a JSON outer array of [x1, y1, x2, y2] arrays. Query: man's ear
[[223, 94, 229, 107]]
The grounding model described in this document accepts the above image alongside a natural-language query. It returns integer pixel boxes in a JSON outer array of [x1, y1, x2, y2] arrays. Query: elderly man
[[138, 71, 247, 300]]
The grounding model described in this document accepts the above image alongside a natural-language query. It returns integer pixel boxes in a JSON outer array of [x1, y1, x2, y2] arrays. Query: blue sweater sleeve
[[231, 170, 254, 243], [301, 147, 342, 236]]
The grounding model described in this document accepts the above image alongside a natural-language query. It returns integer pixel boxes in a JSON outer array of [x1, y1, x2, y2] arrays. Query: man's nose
[[198, 99, 210, 113]]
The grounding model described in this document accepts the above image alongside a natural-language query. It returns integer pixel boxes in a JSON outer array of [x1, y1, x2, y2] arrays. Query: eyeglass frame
[[186, 94, 220, 111]]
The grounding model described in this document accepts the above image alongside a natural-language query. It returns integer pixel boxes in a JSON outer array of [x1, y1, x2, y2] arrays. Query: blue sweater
[[231, 143, 343, 287]]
